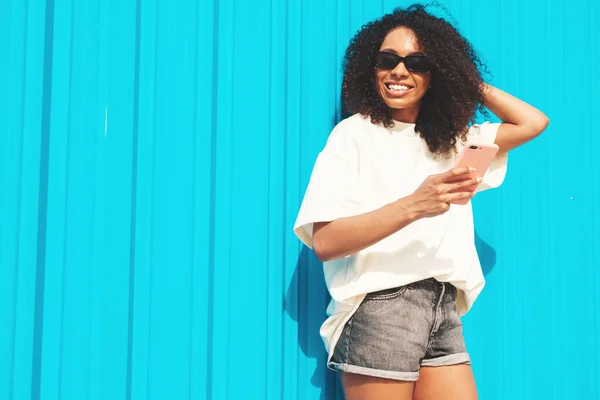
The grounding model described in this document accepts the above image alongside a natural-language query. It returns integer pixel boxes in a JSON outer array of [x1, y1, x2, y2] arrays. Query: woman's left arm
[[482, 83, 549, 155]]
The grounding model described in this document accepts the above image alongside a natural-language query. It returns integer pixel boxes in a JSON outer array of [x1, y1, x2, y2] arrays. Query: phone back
[[452, 142, 499, 205], [455, 143, 499, 179]]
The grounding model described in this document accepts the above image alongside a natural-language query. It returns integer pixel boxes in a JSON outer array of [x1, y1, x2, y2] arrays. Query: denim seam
[[342, 314, 355, 365], [426, 282, 446, 352]]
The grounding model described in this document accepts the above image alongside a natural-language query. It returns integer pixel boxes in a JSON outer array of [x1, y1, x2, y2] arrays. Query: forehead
[[379, 27, 423, 55]]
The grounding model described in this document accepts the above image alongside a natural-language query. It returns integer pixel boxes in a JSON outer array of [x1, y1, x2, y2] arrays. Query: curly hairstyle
[[342, 3, 489, 155]]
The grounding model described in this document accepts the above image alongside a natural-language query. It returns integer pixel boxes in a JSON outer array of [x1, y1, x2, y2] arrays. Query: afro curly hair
[[341, 3, 489, 155]]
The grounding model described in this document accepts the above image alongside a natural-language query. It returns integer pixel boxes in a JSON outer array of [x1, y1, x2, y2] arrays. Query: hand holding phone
[[451, 142, 499, 205]]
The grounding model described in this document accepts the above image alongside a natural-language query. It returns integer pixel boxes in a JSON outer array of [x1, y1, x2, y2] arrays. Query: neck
[[390, 105, 420, 123]]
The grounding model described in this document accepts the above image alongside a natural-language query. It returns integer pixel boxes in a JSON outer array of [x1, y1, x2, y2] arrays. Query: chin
[[385, 99, 413, 110]]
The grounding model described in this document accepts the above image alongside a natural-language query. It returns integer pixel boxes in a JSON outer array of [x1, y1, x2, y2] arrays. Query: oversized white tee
[[293, 114, 508, 362]]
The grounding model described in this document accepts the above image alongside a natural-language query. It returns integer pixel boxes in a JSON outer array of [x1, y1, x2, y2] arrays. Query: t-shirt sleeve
[[466, 122, 508, 192], [293, 122, 362, 248]]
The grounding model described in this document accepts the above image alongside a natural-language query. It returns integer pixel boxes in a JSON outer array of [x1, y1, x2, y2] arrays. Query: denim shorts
[[329, 278, 470, 381]]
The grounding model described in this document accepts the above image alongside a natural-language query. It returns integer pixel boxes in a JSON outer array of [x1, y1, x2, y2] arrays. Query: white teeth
[[388, 84, 410, 91]]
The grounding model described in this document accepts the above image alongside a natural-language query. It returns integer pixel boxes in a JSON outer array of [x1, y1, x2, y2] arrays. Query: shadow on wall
[[475, 230, 497, 277], [285, 246, 344, 400], [282, 111, 345, 399]]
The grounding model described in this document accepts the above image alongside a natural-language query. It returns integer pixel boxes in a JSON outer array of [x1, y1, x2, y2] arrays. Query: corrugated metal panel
[[1, 0, 598, 399]]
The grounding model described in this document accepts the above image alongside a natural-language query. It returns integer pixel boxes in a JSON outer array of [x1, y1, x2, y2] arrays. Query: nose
[[391, 60, 409, 77]]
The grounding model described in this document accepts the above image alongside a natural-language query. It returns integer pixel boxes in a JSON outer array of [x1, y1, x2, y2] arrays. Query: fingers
[[443, 176, 482, 193], [428, 191, 473, 217], [441, 191, 475, 204], [437, 167, 475, 183]]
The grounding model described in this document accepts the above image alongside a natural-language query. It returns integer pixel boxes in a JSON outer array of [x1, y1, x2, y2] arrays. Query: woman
[[294, 4, 548, 400]]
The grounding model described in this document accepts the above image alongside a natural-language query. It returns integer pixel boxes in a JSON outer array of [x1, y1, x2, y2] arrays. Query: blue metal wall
[[1, 0, 598, 398]]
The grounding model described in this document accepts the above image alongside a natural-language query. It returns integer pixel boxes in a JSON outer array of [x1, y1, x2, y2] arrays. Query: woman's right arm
[[312, 167, 481, 261]]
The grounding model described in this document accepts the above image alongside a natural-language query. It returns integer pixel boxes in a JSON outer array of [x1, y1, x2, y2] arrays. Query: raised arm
[[482, 84, 549, 154]]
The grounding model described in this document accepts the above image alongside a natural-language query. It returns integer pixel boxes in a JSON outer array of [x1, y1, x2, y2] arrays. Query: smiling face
[[375, 26, 431, 123]]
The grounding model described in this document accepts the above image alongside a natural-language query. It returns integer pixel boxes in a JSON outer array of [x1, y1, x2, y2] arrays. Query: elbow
[[313, 235, 335, 262], [312, 241, 333, 262], [532, 114, 550, 137], [521, 114, 549, 143]]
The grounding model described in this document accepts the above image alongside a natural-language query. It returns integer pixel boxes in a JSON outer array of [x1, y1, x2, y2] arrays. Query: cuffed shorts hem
[[328, 362, 420, 382]]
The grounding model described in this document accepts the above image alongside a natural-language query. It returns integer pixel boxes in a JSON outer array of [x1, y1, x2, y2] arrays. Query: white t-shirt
[[293, 113, 508, 362]]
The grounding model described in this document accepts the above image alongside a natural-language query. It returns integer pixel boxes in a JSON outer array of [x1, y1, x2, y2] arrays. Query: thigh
[[413, 365, 478, 400], [342, 372, 415, 400]]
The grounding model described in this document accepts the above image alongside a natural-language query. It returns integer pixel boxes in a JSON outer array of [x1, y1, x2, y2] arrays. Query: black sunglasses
[[375, 51, 431, 72]]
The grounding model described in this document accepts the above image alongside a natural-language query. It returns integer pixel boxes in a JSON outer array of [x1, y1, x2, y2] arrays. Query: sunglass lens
[[404, 56, 431, 72], [375, 53, 399, 69]]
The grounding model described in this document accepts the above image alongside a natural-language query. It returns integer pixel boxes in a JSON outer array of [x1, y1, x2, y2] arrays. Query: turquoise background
[[1, 0, 599, 398]]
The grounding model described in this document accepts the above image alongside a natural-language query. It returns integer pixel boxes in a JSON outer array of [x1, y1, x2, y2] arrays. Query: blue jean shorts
[[329, 278, 471, 381]]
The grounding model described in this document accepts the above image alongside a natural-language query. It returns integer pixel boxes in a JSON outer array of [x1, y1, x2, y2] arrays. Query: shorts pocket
[[364, 285, 409, 301]]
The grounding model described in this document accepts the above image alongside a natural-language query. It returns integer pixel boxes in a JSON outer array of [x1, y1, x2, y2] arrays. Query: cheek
[[414, 75, 431, 95], [375, 72, 389, 96], [414, 74, 430, 87]]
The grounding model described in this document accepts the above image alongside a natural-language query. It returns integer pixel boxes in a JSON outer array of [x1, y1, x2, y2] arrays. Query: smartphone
[[452, 142, 499, 205]]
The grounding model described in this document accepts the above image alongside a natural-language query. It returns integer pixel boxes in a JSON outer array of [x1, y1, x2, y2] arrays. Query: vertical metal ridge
[[31, 0, 55, 397], [9, 0, 32, 396], [57, 1, 77, 396], [188, 0, 201, 397], [144, 0, 159, 395], [205, 0, 219, 397], [223, 0, 235, 396], [264, 0, 273, 395], [125, 0, 142, 397], [280, 0, 290, 396], [586, 0, 599, 396]]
